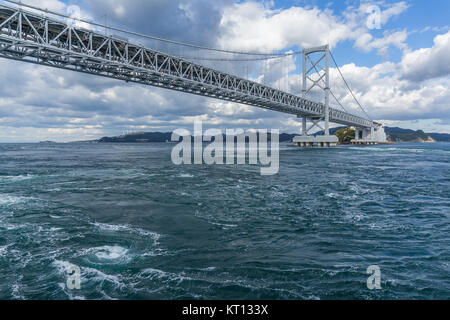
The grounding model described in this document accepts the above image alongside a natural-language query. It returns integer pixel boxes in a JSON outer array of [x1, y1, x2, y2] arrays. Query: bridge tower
[[293, 45, 339, 147]]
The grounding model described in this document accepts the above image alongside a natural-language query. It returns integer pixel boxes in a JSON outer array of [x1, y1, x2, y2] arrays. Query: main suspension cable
[[6, 0, 297, 58], [330, 50, 372, 120], [174, 51, 302, 62]]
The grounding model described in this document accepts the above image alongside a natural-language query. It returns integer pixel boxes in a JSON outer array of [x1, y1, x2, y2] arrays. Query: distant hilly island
[[95, 127, 450, 144], [385, 127, 449, 143]]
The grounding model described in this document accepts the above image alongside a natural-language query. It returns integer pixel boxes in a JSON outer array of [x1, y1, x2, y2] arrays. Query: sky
[[0, 0, 449, 142]]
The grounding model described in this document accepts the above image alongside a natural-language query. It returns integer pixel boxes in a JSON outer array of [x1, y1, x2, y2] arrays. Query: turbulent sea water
[[0, 142, 449, 300]]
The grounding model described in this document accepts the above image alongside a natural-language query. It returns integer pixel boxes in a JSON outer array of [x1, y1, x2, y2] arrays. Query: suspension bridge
[[0, 1, 387, 147]]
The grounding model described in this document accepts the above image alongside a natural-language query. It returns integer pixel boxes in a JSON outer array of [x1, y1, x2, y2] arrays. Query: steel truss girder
[[0, 5, 375, 128]]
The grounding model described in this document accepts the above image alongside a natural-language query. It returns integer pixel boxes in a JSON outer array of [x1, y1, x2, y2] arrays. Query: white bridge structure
[[0, 1, 387, 146]]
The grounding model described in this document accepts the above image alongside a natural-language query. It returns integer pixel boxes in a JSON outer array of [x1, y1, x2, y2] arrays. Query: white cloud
[[19, 0, 66, 12], [327, 60, 450, 122], [218, 2, 352, 51], [354, 30, 408, 57], [379, 1, 409, 25], [217, 1, 410, 58], [344, 1, 410, 56], [400, 31, 450, 81]]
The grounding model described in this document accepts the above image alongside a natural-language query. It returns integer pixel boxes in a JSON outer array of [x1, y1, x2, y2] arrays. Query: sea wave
[[140, 268, 192, 284], [52, 260, 126, 299], [0, 174, 36, 182], [79, 245, 132, 265], [1, 142, 448, 299], [0, 194, 31, 206], [92, 222, 161, 241], [177, 173, 194, 178], [0, 244, 10, 257]]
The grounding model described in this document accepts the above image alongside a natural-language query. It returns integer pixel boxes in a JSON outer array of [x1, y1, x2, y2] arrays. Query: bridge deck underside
[[0, 5, 374, 128]]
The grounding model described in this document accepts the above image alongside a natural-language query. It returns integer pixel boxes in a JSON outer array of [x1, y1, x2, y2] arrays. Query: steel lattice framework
[[0, 5, 376, 128]]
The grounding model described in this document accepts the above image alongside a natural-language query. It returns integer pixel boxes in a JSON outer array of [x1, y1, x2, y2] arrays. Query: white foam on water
[[201, 267, 217, 272], [0, 223, 24, 231], [140, 268, 192, 283], [0, 244, 10, 257], [11, 283, 24, 300], [209, 221, 238, 229], [46, 188, 62, 192], [141, 268, 166, 278], [0, 174, 35, 182], [77, 245, 133, 266], [346, 182, 371, 198], [84, 266, 123, 288], [141, 248, 167, 257], [351, 147, 428, 153], [53, 260, 124, 298], [53, 260, 78, 275], [53, 260, 123, 285], [56, 285, 86, 301], [92, 222, 161, 241], [0, 194, 29, 206], [326, 192, 337, 199], [178, 173, 194, 178], [399, 148, 426, 153], [93, 245, 129, 260]]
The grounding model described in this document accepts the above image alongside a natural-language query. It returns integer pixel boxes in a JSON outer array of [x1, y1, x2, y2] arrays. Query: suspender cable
[[330, 50, 372, 121]]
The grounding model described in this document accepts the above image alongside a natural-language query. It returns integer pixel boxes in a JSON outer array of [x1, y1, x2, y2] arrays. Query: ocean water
[[0, 142, 448, 300]]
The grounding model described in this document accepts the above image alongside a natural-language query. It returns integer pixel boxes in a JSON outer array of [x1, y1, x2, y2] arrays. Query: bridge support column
[[293, 45, 338, 148], [324, 46, 330, 136], [302, 117, 307, 136]]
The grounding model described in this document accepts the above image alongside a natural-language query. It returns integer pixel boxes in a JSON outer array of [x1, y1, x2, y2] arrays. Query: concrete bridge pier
[[293, 118, 339, 147], [351, 125, 387, 145], [293, 135, 338, 148]]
